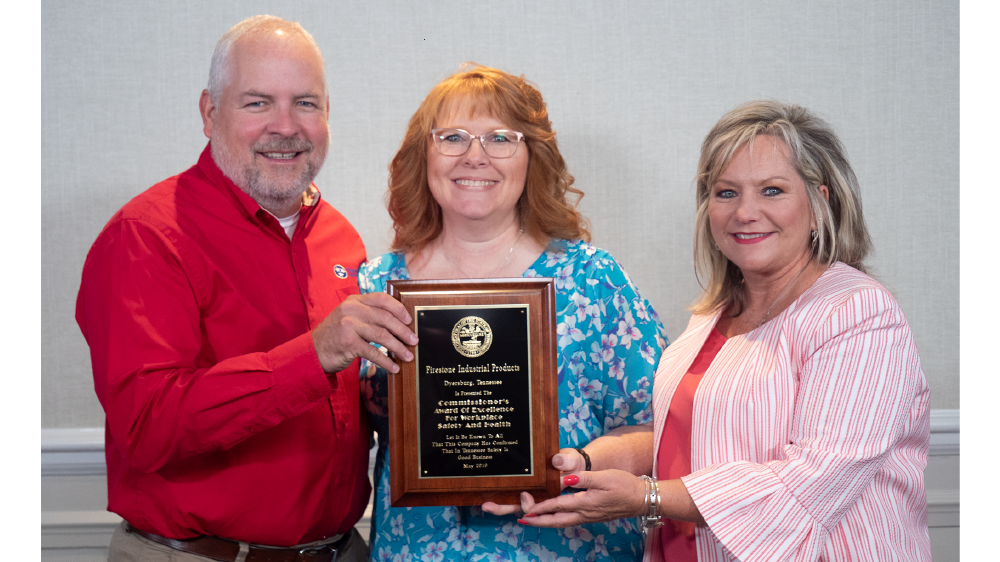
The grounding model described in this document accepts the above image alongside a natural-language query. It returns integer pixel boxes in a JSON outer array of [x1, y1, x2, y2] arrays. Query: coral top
[[656, 327, 727, 562]]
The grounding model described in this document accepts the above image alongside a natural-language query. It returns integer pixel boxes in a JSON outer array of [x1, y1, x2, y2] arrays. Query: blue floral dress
[[359, 240, 668, 562]]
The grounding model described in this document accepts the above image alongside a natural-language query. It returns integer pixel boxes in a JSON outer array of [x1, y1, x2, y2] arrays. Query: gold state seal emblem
[[451, 316, 493, 358]]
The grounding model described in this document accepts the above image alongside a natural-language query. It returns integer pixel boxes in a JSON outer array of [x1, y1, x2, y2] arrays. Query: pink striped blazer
[[647, 263, 931, 561]]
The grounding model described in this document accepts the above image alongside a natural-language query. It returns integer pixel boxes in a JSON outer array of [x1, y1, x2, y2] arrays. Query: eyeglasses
[[430, 128, 525, 159]]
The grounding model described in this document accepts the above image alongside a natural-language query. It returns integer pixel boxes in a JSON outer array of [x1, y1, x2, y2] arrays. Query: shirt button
[[308, 390, 319, 401]]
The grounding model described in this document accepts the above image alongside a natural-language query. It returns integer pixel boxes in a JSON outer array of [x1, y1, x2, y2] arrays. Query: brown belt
[[124, 522, 348, 562]]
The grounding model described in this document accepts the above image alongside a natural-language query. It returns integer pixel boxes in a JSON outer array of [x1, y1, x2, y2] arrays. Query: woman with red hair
[[358, 64, 668, 561]]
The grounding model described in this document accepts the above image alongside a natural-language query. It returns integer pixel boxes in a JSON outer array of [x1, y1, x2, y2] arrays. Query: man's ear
[[199, 90, 216, 139]]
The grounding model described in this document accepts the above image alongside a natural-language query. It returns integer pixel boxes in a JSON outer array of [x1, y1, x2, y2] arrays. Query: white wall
[[42, 0, 959, 428]]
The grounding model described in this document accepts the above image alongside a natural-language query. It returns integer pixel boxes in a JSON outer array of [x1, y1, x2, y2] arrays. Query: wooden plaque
[[386, 278, 560, 507]]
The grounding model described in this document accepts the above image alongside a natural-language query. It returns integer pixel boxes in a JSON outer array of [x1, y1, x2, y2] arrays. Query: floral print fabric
[[359, 240, 668, 562]]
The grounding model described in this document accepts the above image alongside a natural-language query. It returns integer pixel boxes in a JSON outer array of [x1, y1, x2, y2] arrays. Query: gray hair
[[207, 15, 326, 104], [691, 100, 872, 315]]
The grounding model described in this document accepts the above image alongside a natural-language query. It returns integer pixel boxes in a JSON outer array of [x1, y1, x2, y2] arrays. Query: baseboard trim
[[41, 508, 374, 550], [41, 511, 122, 549], [39, 489, 958, 548], [926, 489, 960, 527], [41, 409, 959, 542]]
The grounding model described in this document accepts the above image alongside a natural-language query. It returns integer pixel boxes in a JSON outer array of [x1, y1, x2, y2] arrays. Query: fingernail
[[524, 513, 537, 518], [517, 519, 529, 525], [563, 475, 579, 486]]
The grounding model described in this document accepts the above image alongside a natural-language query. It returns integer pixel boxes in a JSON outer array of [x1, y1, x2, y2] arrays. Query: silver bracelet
[[639, 475, 664, 533]]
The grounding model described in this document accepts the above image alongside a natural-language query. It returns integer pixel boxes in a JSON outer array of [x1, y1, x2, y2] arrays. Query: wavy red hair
[[387, 64, 589, 254]]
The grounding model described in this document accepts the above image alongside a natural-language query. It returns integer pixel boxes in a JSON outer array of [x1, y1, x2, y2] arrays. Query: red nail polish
[[517, 519, 529, 525], [563, 474, 579, 486], [524, 513, 537, 517]]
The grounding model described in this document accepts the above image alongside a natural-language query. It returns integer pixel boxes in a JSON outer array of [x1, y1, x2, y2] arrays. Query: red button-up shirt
[[76, 144, 370, 546]]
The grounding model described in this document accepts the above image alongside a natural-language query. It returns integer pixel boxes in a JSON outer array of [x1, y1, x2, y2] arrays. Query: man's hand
[[312, 293, 418, 374]]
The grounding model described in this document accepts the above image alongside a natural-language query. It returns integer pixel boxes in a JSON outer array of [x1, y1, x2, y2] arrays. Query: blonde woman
[[516, 101, 931, 561]]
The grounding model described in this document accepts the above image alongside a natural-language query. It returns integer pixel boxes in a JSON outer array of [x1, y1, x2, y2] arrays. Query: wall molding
[[41, 427, 107, 477], [41, 409, 958, 550], [928, 409, 959, 455], [42, 409, 959, 477]]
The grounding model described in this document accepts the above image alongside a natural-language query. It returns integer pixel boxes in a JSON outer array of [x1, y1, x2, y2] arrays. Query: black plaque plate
[[387, 278, 560, 507], [416, 305, 532, 478]]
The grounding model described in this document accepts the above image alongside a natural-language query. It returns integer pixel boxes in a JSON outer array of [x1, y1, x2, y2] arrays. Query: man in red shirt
[[75, 15, 416, 562]]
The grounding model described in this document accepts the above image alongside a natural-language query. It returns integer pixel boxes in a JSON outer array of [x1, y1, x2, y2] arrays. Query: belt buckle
[[298, 544, 336, 562]]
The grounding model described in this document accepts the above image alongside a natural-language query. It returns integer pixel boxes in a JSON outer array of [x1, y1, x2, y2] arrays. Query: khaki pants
[[107, 521, 368, 562]]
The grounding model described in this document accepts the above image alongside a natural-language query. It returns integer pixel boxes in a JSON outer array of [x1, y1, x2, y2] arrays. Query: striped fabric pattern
[[649, 263, 931, 561]]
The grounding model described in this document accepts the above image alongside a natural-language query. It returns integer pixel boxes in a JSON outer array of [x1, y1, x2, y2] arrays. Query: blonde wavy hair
[[692, 100, 872, 315]]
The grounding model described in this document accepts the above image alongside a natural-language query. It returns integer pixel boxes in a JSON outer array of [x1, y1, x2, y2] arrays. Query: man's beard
[[211, 135, 328, 214]]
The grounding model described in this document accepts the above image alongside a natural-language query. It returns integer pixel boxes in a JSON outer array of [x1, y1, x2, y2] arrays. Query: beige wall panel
[[42, 0, 958, 426]]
